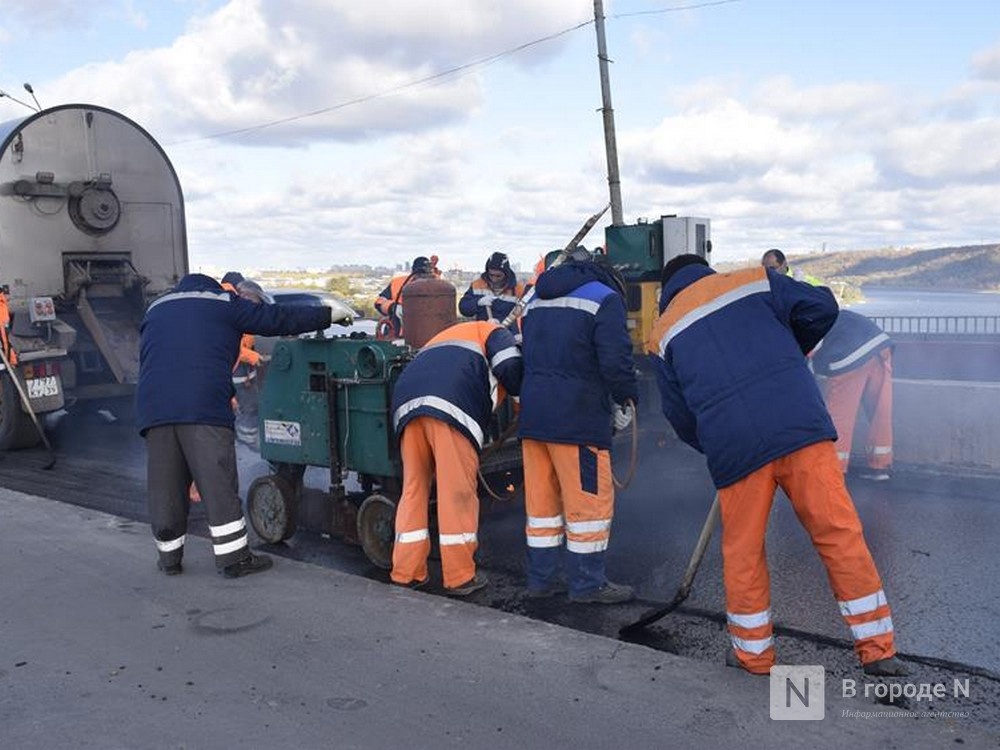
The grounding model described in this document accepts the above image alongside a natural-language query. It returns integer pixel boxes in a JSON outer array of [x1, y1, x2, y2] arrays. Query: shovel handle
[[676, 492, 721, 598]]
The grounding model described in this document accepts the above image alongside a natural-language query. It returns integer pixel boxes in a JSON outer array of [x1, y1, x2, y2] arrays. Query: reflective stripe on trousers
[[521, 439, 615, 597], [718, 441, 896, 673], [390, 417, 481, 590], [821, 349, 893, 472]]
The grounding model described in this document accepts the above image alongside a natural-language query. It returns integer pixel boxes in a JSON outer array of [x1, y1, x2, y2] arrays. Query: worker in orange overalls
[[374, 256, 438, 339], [0, 285, 18, 369], [811, 309, 894, 480], [648, 254, 906, 677], [389, 320, 522, 596]]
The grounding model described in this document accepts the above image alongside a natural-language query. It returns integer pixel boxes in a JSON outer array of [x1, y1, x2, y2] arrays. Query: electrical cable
[[170, 0, 742, 147]]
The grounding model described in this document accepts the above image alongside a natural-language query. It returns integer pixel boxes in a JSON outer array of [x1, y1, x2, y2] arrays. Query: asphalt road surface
[[3, 404, 998, 730]]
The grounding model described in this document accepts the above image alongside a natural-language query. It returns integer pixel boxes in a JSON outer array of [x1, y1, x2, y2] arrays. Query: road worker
[[231, 279, 271, 449], [518, 247, 638, 604], [761, 248, 789, 275], [648, 254, 906, 676], [390, 320, 523, 595], [375, 256, 438, 339], [762, 247, 825, 286], [459, 251, 525, 329], [188, 273, 267, 501], [137, 273, 331, 578], [811, 309, 894, 479], [0, 285, 17, 368]]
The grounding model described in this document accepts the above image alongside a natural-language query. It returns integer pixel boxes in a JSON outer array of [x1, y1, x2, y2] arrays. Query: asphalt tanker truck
[[0, 104, 188, 449]]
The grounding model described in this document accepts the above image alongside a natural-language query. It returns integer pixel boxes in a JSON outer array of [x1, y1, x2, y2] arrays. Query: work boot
[[222, 552, 273, 579], [568, 581, 635, 604], [525, 581, 568, 599], [391, 576, 430, 591], [725, 650, 773, 676], [445, 573, 489, 597], [863, 656, 909, 677], [157, 560, 183, 576], [725, 649, 742, 669]]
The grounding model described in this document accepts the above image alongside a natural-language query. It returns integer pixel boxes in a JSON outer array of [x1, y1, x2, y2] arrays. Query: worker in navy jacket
[[458, 251, 525, 329], [518, 248, 638, 605], [137, 273, 332, 579], [390, 320, 523, 596], [648, 254, 904, 678], [811, 309, 894, 478]]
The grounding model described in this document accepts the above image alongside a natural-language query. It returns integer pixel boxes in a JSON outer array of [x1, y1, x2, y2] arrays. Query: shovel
[[619, 492, 720, 636], [0, 344, 56, 469]]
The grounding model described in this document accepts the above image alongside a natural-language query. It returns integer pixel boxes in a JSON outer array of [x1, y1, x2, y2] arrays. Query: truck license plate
[[26, 376, 60, 399]]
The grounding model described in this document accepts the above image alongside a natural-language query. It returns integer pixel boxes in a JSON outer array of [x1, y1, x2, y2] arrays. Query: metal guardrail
[[866, 315, 1000, 336]]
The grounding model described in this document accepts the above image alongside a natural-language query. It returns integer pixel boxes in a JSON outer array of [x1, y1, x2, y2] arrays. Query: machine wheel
[[247, 475, 298, 543], [356, 494, 397, 569], [0, 375, 41, 451]]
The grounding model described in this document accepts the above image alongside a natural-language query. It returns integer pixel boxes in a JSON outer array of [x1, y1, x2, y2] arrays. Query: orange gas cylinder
[[403, 276, 457, 349]]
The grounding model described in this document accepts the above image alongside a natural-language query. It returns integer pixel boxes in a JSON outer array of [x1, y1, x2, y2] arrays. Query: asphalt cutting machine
[[247, 333, 522, 568]]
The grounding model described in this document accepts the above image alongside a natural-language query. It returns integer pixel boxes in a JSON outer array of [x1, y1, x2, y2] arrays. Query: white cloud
[[971, 40, 1000, 81], [879, 118, 1000, 183], [45, 0, 591, 146]]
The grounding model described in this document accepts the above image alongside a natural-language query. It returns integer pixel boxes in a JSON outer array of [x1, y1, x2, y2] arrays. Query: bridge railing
[[866, 315, 1000, 336]]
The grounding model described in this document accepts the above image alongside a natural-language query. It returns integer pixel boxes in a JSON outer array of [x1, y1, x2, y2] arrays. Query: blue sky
[[1, 0, 998, 274]]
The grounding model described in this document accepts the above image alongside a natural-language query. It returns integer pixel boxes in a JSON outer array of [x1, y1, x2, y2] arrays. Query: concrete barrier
[[854, 379, 1000, 474]]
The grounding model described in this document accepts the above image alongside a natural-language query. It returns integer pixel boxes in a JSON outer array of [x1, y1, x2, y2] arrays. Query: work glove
[[478, 294, 496, 307], [390, 303, 403, 320], [613, 402, 633, 432]]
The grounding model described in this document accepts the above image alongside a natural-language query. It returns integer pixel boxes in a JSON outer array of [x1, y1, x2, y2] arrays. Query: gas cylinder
[[403, 275, 457, 349]]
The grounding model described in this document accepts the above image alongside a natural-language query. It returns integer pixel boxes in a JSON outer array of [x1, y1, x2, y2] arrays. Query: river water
[[850, 286, 1000, 317]]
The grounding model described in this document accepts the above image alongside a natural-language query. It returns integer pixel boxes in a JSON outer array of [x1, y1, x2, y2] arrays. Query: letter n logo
[[770, 665, 825, 720]]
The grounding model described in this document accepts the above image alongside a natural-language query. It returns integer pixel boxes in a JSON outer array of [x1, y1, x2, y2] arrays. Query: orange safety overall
[[719, 440, 897, 673], [391, 416, 481, 589], [821, 348, 893, 473], [0, 292, 17, 367], [522, 439, 615, 597]]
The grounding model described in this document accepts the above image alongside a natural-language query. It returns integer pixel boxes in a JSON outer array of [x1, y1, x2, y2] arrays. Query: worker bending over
[[518, 247, 638, 604], [812, 309, 894, 480], [390, 320, 523, 596], [648, 254, 905, 676]]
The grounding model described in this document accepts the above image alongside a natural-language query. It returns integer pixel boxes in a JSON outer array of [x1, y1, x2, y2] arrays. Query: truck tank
[[0, 104, 188, 449]]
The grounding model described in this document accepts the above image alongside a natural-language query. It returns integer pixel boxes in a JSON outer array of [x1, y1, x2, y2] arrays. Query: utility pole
[[593, 0, 624, 226]]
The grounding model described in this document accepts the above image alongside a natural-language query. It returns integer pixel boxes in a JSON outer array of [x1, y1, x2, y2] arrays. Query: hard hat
[[411, 256, 432, 274]]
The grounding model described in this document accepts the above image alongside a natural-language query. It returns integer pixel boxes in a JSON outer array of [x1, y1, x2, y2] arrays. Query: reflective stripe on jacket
[[458, 273, 525, 324], [137, 274, 331, 435], [518, 262, 637, 450], [391, 321, 523, 451], [811, 309, 892, 377], [647, 265, 838, 488]]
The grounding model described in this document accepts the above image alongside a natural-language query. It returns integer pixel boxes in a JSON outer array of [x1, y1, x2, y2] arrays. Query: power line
[[170, 0, 742, 147], [614, 0, 742, 19], [171, 18, 593, 146]]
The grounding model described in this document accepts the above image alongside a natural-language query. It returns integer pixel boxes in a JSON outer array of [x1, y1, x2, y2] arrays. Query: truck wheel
[[356, 494, 397, 570], [247, 475, 298, 543], [0, 375, 41, 451]]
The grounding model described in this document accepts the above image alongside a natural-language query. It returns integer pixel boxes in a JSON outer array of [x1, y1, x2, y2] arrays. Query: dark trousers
[[145, 424, 249, 568]]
